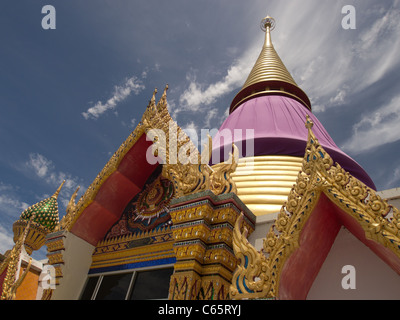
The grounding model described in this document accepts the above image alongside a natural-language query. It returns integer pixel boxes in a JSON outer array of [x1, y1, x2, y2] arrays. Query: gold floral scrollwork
[[64, 85, 239, 231], [59, 186, 80, 231], [1, 213, 36, 300], [162, 162, 213, 198], [230, 213, 271, 299], [231, 114, 400, 300], [141, 86, 211, 198], [210, 143, 239, 195], [143, 86, 238, 198]]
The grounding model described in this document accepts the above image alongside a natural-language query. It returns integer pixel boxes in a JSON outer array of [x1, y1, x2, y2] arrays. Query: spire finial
[[52, 180, 65, 199], [229, 15, 312, 113], [260, 16, 275, 47], [260, 15, 275, 31]]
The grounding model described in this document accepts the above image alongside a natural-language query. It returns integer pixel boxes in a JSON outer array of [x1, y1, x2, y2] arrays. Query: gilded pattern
[[0, 213, 35, 300], [43, 231, 66, 296], [1, 183, 65, 300], [87, 168, 177, 272], [60, 85, 239, 233], [146, 87, 239, 199], [230, 115, 400, 299], [91, 224, 175, 272], [12, 220, 48, 255], [168, 192, 255, 300], [105, 169, 174, 238]]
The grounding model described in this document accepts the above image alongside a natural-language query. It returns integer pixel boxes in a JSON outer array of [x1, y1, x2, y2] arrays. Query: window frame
[[80, 263, 175, 300]]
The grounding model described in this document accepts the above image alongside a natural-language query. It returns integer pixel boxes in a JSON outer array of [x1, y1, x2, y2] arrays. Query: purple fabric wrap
[[211, 95, 376, 190]]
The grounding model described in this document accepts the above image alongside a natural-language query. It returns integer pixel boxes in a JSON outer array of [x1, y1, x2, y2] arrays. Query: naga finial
[[305, 114, 314, 130], [149, 88, 157, 107]]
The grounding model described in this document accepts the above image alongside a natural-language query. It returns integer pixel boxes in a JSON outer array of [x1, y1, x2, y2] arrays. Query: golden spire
[[52, 180, 65, 199], [229, 15, 311, 113]]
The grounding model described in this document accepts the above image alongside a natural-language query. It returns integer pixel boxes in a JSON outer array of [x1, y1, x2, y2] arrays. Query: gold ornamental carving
[[169, 192, 255, 300], [230, 115, 400, 299], [60, 85, 239, 232], [0, 214, 35, 300], [145, 86, 239, 199]]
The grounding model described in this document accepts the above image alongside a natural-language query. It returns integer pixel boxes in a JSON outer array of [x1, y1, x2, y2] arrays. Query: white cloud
[[341, 95, 400, 154], [353, 9, 400, 90], [0, 194, 29, 214], [182, 121, 199, 137], [0, 223, 14, 254], [27, 153, 52, 178], [121, 118, 137, 129], [294, 6, 400, 112], [24, 153, 84, 208], [204, 108, 218, 128], [386, 167, 400, 189], [178, 50, 254, 113], [82, 76, 145, 119], [168, 100, 183, 120], [0, 182, 30, 254], [0, 182, 29, 218], [174, 2, 399, 117]]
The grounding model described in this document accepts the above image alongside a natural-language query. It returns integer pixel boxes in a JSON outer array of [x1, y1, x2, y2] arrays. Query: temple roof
[[230, 16, 311, 113], [18, 180, 65, 232], [230, 116, 400, 299], [213, 95, 376, 189], [213, 15, 375, 190]]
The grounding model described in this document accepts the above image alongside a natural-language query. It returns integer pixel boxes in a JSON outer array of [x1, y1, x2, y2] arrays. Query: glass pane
[[80, 276, 99, 300], [129, 267, 174, 300], [95, 272, 133, 300]]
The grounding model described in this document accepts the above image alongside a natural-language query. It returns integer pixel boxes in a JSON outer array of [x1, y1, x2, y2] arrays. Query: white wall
[[51, 232, 95, 300], [377, 187, 400, 212], [248, 213, 278, 251], [307, 227, 400, 300]]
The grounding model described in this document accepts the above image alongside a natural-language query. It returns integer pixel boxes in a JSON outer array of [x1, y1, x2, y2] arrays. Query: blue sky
[[1, 0, 400, 259]]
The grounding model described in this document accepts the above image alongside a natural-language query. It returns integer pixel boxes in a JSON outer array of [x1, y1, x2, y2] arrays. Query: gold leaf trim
[[230, 115, 400, 299], [63, 85, 239, 231]]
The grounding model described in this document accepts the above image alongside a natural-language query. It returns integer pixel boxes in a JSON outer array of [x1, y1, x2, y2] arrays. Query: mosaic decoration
[[0, 182, 65, 300], [105, 169, 174, 239], [91, 226, 175, 273], [132, 177, 174, 227], [12, 181, 65, 256], [91, 166, 176, 273], [167, 191, 256, 300]]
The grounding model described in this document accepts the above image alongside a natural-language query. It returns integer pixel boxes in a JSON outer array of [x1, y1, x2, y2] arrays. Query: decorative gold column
[[37, 230, 68, 300], [45, 231, 67, 285], [168, 190, 255, 300]]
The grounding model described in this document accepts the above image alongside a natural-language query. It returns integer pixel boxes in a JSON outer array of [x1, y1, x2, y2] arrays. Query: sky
[[0, 0, 400, 260]]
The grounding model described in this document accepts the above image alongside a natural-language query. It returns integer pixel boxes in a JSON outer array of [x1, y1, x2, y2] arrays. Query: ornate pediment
[[230, 115, 400, 299], [60, 85, 239, 233]]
